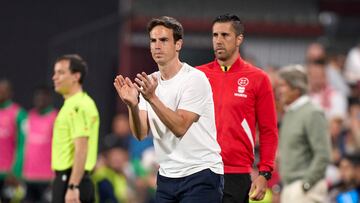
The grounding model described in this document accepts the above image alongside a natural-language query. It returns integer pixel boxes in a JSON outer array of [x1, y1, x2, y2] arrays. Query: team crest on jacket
[[235, 77, 248, 98]]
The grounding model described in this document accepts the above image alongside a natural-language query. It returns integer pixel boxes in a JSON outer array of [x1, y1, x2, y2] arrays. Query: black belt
[[55, 168, 91, 177]]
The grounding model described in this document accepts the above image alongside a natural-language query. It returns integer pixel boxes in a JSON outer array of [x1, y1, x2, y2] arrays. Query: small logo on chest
[[234, 77, 248, 98]]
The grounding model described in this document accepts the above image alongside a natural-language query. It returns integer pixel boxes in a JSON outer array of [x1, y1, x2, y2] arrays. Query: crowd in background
[[263, 42, 360, 203], [0, 80, 157, 203], [1, 41, 360, 203]]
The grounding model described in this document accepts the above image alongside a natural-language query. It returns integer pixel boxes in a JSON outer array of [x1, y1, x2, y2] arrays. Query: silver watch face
[[303, 182, 311, 189], [259, 172, 271, 180], [62, 174, 67, 182]]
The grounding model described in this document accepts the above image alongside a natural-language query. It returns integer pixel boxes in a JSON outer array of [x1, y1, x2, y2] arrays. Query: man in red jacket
[[197, 14, 278, 203]]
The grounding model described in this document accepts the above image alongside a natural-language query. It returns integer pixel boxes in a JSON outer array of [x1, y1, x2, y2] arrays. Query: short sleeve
[[178, 72, 211, 116], [70, 104, 97, 138]]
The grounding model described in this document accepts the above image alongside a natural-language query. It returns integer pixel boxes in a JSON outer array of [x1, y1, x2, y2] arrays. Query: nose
[[154, 40, 161, 49], [214, 36, 222, 45], [52, 73, 57, 81]]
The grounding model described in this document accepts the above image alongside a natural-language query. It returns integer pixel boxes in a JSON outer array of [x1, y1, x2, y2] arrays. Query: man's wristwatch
[[302, 182, 311, 192], [68, 183, 80, 190], [258, 171, 272, 180]]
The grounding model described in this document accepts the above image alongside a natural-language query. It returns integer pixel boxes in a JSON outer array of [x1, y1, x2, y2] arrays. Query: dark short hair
[[55, 54, 88, 84], [307, 58, 327, 66], [100, 135, 129, 154], [343, 153, 360, 166], [0, 78, 12, 88], [213, 14, 244, 36], [34, 85, 51, 96], [147, 16, 184, 42]]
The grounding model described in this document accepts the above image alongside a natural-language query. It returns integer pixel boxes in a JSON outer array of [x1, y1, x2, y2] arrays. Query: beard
[[214, 48, 234, 61]]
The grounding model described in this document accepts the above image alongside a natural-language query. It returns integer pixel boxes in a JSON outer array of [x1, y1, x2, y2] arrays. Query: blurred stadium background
[[1, 0, 359, 137]]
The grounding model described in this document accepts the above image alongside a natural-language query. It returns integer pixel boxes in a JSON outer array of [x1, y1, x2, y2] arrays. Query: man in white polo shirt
[[114, 16, 224, 203]]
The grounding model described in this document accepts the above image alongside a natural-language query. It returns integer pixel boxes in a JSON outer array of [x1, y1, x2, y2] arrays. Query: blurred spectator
[[339, 155, 357, 188], [327, 155, 357, 202], [103, 113, 153, 161], [99, 116, 155, 203], [22, 86, 57, 203], [329, 118, 346, 163], [277, 65, 331, 202], [344, 44, 360, 84], [103, 113, 132, 151], [92, 137, 130, 203], [126, 147, 158, 203], [307, 61, 348, 120], [0, 79, 27, 203], [335, 154, 360, 203], [265, 65, 285, 123], [264, 65, 280, 88], [305, 42, 326, 64], [326, 52, 350, 97], [306, 42, 351, 99], [139, 148, 157, 203], [348, 99, 360, 154]]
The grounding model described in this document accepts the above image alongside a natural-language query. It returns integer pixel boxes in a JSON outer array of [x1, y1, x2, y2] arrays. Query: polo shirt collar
[[286, 95, 310, 111], [65, 91, 84, 103]]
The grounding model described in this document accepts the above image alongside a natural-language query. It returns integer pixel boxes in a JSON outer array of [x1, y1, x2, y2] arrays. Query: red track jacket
[[197, 56, 278, 173]]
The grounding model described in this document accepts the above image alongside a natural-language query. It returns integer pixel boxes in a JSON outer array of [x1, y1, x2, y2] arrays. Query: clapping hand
[[114, 75, 139, 108], [134, 72, 158, 101]]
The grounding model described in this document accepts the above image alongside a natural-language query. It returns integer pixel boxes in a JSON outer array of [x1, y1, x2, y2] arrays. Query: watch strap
[[68, 183, 80, 190], [258, 171, 272, 180]]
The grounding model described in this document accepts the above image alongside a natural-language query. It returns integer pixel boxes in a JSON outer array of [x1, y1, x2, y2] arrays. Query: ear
[[73, 72, 81, 83], [175, 39, 183, 52], [236, 34, 244, 47]]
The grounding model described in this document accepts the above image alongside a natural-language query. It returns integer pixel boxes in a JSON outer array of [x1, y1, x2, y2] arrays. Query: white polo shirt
[[139, 63, 223, 178]]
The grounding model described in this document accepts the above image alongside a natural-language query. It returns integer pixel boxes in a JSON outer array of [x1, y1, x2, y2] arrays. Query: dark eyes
[[213, 33, 229, 37], [150, 38, 168, 42]]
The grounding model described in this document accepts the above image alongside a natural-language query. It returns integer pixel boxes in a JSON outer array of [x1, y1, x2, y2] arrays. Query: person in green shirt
[[51, 54, 99, 203], [277, 64, 331, 203]]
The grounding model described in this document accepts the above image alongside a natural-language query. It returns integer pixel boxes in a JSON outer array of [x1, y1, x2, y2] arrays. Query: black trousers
[[24, 181, 51, 203], [156, 169, 224, 203], [51, 169, 94, 203], [222, 173, 251, 203], [0, 178, 9, 203]]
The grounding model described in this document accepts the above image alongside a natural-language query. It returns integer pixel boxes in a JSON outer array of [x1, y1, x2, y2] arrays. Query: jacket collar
[[286, 95, 310, 112], [212, 55, 246, 73]]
